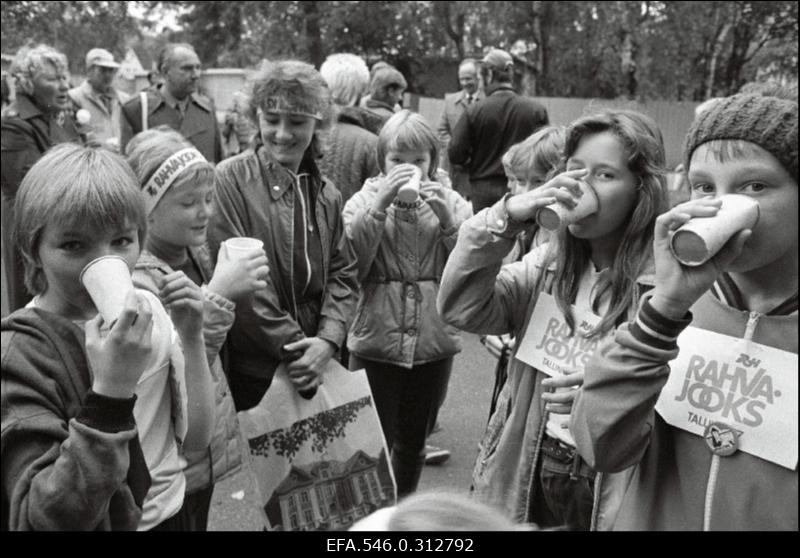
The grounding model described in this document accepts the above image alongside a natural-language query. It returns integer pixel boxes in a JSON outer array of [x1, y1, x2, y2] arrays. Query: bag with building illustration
[[237, 359, 397, 531]]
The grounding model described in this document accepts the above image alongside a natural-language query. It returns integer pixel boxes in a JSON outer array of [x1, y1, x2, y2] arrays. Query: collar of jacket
[[150, 85, 213, 116], [256, 145, 325, 201], [337, 105, 379, 133], [79, 80, 120, 103], [484, 83, 515, 97], [365, 98, 396, 112], [461, 89, 483, 103], [13, 93, 46, 120]]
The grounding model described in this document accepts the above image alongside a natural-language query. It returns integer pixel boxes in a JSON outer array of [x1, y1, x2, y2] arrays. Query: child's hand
[[505, 168, 588, 222], [85, 290, 154, 399], [374, 164, 419, 212], [157, 271, 205, 341], [649, 198, 751, 319], [208, 246, 270, 301], [541, 369, 584, 414], [420, 181, 455, 230], [283, 337, 336, 393]]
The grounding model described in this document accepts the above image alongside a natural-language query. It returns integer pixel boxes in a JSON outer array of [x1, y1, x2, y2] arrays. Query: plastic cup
[[396, 167, 422, 204], [536, 180, 599, 231], [222, 237, 265, 263], [79, 255, 134, 325], [670, 194, 759, 267]]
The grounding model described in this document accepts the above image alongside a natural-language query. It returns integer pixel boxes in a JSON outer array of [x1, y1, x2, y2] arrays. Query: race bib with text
[[655, 326, 797, 470]]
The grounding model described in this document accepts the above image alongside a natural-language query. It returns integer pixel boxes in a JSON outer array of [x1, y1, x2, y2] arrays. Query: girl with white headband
[[209, 60, 358, 411], [125, 126, 270, 530]]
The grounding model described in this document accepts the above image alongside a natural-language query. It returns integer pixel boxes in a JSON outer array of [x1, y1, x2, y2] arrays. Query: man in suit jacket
[[68, 48, 130, 152], [437, 58, 482, 199], [449, 49, 549, 213], [120, 43, 222, 163]]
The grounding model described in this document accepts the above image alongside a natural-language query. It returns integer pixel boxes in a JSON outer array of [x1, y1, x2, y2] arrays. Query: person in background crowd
[[449, 48, 549, 213], [365, 64, 407, 122], [343, 110, 472, 497], [480, 125, 566, 421], [2, 44, 82, 313], [1, 72, 11, 112], [572, 90, 798, 531], [120, 42, 222, 163], [1, 144, 215, 530], [69, 48, 130, 152], [144, 70, 163, 93], [318, 53, 382, 203], [125, 127, 269, 530], [439, 109, 668, 530], [437, 58, 483, 200], [222, 91, 258, 157], [209, 59, 358, 411]]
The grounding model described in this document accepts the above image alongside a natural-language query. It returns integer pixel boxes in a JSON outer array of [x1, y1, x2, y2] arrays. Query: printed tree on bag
[[248, 396, 373, 459]]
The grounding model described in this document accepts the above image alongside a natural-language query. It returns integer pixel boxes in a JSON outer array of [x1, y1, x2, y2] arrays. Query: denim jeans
[[350, 355, 453, 498], [529, 434, 596, 531]]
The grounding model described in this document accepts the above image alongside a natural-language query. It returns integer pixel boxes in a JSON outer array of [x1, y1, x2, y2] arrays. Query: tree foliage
[[2, 1, 796, 100]]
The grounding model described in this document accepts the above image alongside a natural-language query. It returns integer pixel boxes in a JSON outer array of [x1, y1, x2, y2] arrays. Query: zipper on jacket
[[702, 310, 760, 530]]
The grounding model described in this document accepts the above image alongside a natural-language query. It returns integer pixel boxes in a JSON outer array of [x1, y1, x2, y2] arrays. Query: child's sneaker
[[424, 444, 451, 465]]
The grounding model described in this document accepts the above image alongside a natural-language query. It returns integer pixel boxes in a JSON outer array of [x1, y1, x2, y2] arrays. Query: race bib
[[655, 327, 797, 470], [515, 293, 605, 376]]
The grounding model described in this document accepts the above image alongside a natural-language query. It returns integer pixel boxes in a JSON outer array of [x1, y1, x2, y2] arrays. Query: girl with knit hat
[[571, 88, 798, 530]]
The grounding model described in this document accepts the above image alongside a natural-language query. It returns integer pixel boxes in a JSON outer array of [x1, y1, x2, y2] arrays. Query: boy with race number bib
[[571, 89, 798, 530]]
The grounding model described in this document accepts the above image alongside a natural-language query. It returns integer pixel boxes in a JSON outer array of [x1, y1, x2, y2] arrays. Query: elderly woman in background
[[1, 44, 82, 311], [209, 59, 358, 411]]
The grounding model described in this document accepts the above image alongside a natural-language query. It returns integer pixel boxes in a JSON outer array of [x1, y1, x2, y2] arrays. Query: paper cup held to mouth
[[536, 180, 599, 231], [397, 167, 422, 204], [221, 237, 265, 263], [80, 255, 134, 325], [670, 194, 759, 267]]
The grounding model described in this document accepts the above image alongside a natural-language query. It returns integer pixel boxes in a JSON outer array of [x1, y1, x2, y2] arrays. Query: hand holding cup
[[374, 164, 419, 212], [157, 271, 205, 341], [85, 290, 154, 399], [505, 168, 587, 223], [209, 238, 270, 301]]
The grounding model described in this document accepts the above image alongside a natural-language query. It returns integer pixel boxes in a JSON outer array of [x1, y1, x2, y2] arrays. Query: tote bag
[[237, 359, 396, 531]]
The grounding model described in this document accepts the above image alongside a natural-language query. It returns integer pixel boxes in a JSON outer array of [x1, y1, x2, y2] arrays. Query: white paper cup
[[221, 237, 265, 263], [536, 180, 599, 231], [79, 255, 134, 325], [670, 194, 759, 266], [396, 167, 422, 204]]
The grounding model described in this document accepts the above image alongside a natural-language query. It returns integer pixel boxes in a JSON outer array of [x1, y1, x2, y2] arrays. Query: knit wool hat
[[684, 93, 798, 182]]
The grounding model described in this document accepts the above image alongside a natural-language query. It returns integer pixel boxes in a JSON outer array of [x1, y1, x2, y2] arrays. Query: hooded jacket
[[437, 198, 652, 528], [343, 172, 472, 368], [1, 308, 150, 530]]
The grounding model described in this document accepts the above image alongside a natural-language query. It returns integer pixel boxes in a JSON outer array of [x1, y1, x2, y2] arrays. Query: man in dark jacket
[[1, 45, 82, 312], [120, 43, 222, 163], [448, 49, 549, 213]]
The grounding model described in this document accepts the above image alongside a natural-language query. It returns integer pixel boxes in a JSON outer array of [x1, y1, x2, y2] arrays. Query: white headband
[[261, 97, 322, 120], [142, 148, 207, 214]]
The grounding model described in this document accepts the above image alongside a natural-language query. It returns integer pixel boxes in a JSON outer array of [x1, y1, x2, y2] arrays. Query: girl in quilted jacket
[[343, 110, 472, 497], [125, 127, 269, 529]]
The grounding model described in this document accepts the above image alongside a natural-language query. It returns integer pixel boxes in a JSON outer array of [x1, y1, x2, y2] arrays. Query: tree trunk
[[705, 22, 732, 99], [301, 1, 324, 68]]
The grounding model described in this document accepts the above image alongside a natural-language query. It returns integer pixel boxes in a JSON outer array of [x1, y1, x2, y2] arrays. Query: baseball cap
[[481, 49, 514, 71], [85, 48, 120, 69]]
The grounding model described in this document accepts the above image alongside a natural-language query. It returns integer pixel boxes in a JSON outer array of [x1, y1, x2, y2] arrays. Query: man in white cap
[[68, 48, 130, 151], [448, 48, 549, 213]]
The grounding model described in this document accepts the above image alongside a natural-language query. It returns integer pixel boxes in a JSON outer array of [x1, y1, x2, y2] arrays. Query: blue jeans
[[529, 434, 596, 531], [350, 355, 453, 498]]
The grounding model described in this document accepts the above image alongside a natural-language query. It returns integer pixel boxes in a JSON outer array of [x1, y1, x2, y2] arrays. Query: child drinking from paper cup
[[571, 89, 798, 530], [343, 110, 472, 497], [438, 109, 668, 530], [1, 144, 215, 530], [125, 126, 269, 530]]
